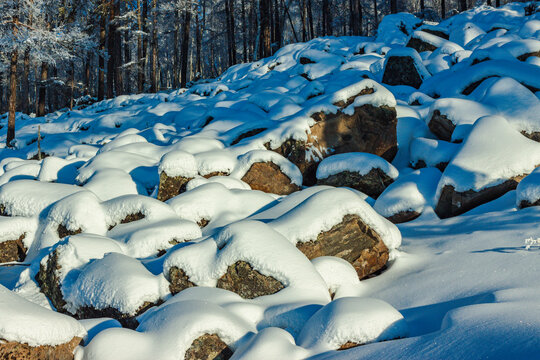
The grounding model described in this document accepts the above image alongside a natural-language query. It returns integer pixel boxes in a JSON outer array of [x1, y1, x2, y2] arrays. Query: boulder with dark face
[[316, 152, 399, 198], [382, 48, 430, 89], [157, 151, 198, 201], [268, 80, 398, 185], [296, 214, 389, 279], [434, 116, 540, 218], [0, 234, 27, 263], [216, 261, 285, 300]]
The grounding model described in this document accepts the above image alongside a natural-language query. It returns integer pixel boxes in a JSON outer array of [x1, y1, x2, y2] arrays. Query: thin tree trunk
[[259, 0, 271, 58], [7, 48, 18, 146], [301, 0, 307, 41], [137, 0, 144, 93], [173, 8, 180, 89], [150, 0, 158, 92], [196, 6, 202, 75], [84, 51, 91, 96], [180, 8, 191, 88], [98, 1, 106, 100], [459, 0, 467, 12], [420, 0, 425, 12], [283, 0, 298, 42], [38, 62, 48, 117], [114, 0, 123, 96], [441, 0, 446, 19], [373, 0, 379, 31], [69, 61, 75, 110], [307, 0, 314, 39], [241, 0, 248, 62], [107, 0, 117, 98], [495, 0, 500, 7], [390, 0, 397, 14], [21, 48, 30, 114], [322, 0, 331, 36], [0, 71, 4, 115]]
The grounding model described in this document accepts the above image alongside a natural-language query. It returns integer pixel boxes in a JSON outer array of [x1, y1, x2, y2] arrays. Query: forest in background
[[0, 0, 517, 145]]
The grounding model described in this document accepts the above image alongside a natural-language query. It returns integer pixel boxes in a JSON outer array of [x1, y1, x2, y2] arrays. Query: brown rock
[[108, 212, 146, 230], [317, 168, 394, 198], [338, 341, 361, 351], [296, 214, 389, 279], [382, 56, 425, 89], [184, 334, 233, 360], [0, 336, 83, 360], [435, 176, 526, 218], [231, 128, 267, 146], [36, 251, 67, 312], [428, 110, 455, 142], [519, 198, 540, 209], [0, 233, 26, 263], [241, 162, 301, 195], [270, 102, 397, 185], [169, 266, 196, 295], [216, 261, 285, 299], [521, 131, 540, 143], [386, 210, 421, 224], [157, 172, 193, 202], [57, 225, 82, 239]]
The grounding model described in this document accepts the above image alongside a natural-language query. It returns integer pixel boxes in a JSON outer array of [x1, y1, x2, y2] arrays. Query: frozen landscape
[[1, 2, 540, 359]]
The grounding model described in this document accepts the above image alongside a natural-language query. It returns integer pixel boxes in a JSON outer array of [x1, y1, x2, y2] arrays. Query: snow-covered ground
[[1, 3, 540, 359]]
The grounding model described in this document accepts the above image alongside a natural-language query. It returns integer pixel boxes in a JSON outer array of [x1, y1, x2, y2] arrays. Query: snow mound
[[316, 152, 399, 180]]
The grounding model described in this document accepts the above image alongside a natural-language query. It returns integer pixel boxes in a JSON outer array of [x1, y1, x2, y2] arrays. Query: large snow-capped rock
[[435, 115, 540, 218]]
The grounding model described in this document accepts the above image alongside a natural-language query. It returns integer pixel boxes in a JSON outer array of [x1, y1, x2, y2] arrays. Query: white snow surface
[[316, 152, 399, 180], [0, 3, 539, 359]]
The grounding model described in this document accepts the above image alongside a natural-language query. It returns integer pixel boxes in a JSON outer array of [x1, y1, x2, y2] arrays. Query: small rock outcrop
[[184, 334, 233, 360], [317, 168, 395, 198], [216, 261, 285, 299], [296, 214, 389, 279], [0, 234, 26, 263], [157, 172, 193, 202], [382, 49, 430, 89], [241, 162, 300, 195], [0, 337, 83, 360]]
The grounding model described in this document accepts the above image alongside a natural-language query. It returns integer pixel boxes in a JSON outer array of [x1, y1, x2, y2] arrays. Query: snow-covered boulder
[[382, 48, 431, 89], [297, 297, 408, 351], [0, 216, 36, 263], [316, 152, 399, 198], [164, 220, 328, 299], [0, 285, 86, 360], [157, 150, 197, 201], [269, 188, 401, 279], [410, 137, 460, 171], [435, 116, 540, 218], [230, 150, 302, 195], [516, 168, 540, 209], [374, 168, 442, 223], [269, 79, 398, 185]]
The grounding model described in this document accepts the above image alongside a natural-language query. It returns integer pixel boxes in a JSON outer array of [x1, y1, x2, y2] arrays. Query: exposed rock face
[[296, 214, 389, 279], [216, 261, 285, 299], [521, 131, 540, 143], [231, 128, 267, 146], [157, 172, 193, 202], [108, 212, 146, 230], [421, 29, 449, 39], [184, 334, 233, 360], [317, 168, 394, 198], [519, 198, 540, 209], [57, 225, 82, 239], [435, 176, 525, 218], [382, 56, 424, 89], [0, 234, 26, 263], [241, 162, 300, 195], [0, 336, 82, 360], [338, 341, 361, 351], [169, 267, 196, 295], [406, 36, 437, 53], [75, 302, 157, 329], [428, 110, 455, 142], [386, 210, 421, 224], [411, 159, 449, 172], [270, 102, 397, 185], [36, 251, 66, 312]]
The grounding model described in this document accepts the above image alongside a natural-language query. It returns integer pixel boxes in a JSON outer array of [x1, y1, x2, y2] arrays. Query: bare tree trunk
[[107, 1, 117, 98], [21, 48, 30, 114], [114, 0, 123, 97], [459, 0, 467, 12], [150, 0, 158, 92], [322, 0, 331, 36], [225, 0, 237, 66], [84, 51, 91, 96], [283, 0, 298, 42], [373, 0, 379, 31], [98, 2, 106, 100], [441, 0, 446, 19], [69, 61, 75, 110], [173, 7, 180, 89], [259, 0, 271, 58], [307, 0, 314, 39], [123, 29, 130, 94], [7, 48, 18, 146], [137, 0, 144, 93], [390, 0, 397, 14], [180, 7, 191, 88], [241, 0, 248, 62], [196, 6, 202, 76], [0, 71, 4, 115], [37, 62, 48, 116], [420, 0, 425, 12], [300, 0, 307, 41], [495, 0, 500, 7]]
